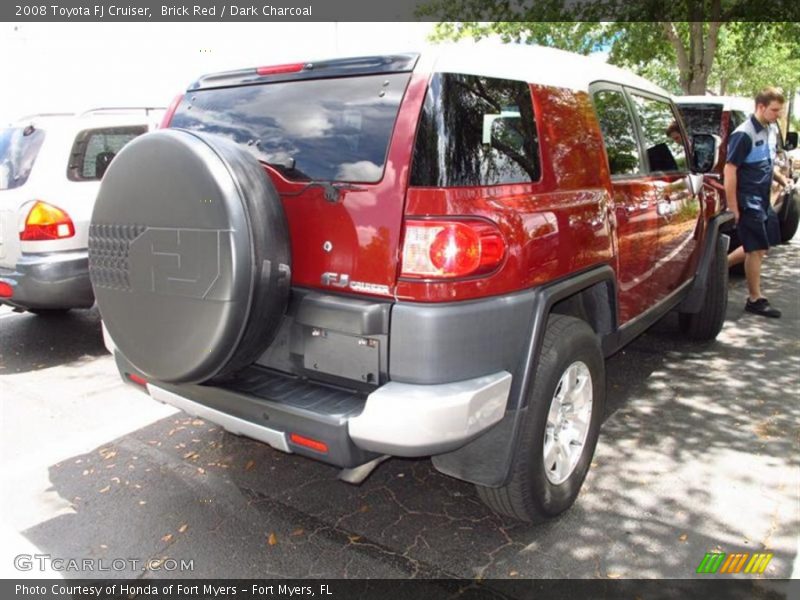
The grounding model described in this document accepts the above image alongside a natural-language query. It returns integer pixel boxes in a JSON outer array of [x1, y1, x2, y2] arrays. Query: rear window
[[0, 126, 46, 190], [67, 126, 148, 181], [170, 73, 411, 183], [410, 73, 540, 187], [677, 104, 724, 136]]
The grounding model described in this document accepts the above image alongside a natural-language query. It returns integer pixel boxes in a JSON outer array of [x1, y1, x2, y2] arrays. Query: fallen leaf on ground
[[178, 524, 188, 533], [268, 533, 278, 546], [245, 460, 255, 471], [99, 486, 110, 493], [161, 534, 173, 543]]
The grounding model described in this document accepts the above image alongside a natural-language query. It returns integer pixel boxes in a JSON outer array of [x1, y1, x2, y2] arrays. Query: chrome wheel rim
[[543, 360, 593, 485]]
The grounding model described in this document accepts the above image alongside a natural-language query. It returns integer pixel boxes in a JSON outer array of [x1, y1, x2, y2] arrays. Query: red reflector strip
[[289, 433, 328, 454], [0, 282, 12, 298], [256, 62, 305, 76], [126, 373, 148, 387]]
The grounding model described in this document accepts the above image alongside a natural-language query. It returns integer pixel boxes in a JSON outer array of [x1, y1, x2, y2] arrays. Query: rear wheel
[[475, 315, 604, 523], [679, 234, 728, 341]]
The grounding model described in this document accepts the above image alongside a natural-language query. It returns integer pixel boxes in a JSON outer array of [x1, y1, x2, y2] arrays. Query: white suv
[[0, 108, 163, 314]]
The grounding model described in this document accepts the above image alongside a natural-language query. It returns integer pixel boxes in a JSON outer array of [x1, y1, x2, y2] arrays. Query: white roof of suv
[[415, 42, 669, 96]]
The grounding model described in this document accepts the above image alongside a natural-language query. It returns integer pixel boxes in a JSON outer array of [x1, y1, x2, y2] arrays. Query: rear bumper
[[0, 251, 94, 310], [115, 351, 511, 468]]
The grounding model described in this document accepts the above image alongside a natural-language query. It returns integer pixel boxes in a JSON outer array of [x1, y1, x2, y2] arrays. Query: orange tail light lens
[[20, 201, 75, 241]]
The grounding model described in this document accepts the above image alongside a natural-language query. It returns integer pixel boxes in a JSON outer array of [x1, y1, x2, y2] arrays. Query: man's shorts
[[737, 204, 780, 252]]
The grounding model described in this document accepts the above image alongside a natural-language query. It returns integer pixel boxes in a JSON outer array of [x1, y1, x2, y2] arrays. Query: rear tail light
[[159, 93, 184, 129], [256, 62, 305, 76], [401, 219, 506, 279], [20, 201, 75, 241], [0, 282, 13, 298], [289, 433, 328, 454]]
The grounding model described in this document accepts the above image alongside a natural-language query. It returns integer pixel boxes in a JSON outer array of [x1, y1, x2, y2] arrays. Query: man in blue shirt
[[724, 88, 787, 318]]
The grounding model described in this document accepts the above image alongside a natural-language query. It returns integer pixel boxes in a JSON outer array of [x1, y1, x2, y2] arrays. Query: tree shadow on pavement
[[18, 242, 799, 589], [0, 307, 106, 374]]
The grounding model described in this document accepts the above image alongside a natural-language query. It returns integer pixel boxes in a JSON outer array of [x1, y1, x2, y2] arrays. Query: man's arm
[[724, 162, 740, 223], [773, 165, 790, 188]]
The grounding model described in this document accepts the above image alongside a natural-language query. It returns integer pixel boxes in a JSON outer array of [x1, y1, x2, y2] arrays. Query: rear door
[[0, 125, 47, 269], [591, 83, 661, 324], [168, 62, 421, 300], [627, 91, 701, 296]]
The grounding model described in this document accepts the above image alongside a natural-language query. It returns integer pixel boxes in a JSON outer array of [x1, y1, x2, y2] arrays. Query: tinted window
[[68, 126, 147, 181], [592, 90, 642, 176], [730, 110, 748, 130], [410, 73, 540, 187], [678, 104, 724, 136], [631, 95, 687, 173], [171, 73, 410, 183], [0, 127, 46, 190]]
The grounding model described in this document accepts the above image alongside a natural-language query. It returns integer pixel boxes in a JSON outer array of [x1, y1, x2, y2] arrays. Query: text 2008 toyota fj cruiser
[[90, 44, 730, 522]]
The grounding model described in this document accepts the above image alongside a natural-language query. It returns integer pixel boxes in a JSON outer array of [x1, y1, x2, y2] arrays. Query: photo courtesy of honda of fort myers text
[[14, 583, 337, 598]]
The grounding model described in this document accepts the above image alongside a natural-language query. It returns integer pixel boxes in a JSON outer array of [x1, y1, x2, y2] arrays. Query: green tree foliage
[[421, 2, 800, 99]]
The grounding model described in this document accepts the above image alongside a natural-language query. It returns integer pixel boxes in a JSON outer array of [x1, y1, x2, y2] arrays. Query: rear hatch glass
[[169, 72, 413, 297], [677, 104, 723, 137], [171, 73, 410, 183], [0, 126, 46, 190]]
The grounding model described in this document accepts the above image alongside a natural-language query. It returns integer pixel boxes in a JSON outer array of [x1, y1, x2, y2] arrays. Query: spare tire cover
[[89, 129, 291, 384]]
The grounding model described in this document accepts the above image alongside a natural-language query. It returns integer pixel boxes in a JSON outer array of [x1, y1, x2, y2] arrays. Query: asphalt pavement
[[1, 240, 798, 585]]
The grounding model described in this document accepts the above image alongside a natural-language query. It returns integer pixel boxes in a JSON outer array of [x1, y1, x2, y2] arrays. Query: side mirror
[[691, 133, 720, 173], [686, 173, 705, 196], [786, 131, 798, 151]]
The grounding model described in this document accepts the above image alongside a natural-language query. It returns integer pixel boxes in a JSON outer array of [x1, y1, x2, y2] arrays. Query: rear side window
[[170, 73, 411, 183], [410, 73, 540, 187], [592, 90, 643, 176], [0, 127, 46, 190], [631, 94, 687, 173], [68, 126, 148, 181], [678, 104, 724, 136], [730, 110, 748, 130]]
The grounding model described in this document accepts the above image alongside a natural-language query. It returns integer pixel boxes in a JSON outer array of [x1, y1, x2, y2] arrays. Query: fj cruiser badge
[[321, 272, 389, 295]]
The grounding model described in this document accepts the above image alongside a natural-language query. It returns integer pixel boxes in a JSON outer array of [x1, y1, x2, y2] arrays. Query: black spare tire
[[89, 129, 291, 384]]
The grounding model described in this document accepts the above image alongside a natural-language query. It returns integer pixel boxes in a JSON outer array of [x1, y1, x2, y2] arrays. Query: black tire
[[89, 129, 291, 384], [475, 315, 605, 523], [778, 188, 799, 244], [679, 234, 728, 341]]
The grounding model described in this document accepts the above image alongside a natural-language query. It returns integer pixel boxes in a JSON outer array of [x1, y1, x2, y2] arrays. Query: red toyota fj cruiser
[[90, 44, 730, 522]]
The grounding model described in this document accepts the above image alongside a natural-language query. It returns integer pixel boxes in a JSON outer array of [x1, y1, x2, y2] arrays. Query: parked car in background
[[90, 44, 730, 523], [0, 108, 163, 314], [676, 95, 799, 245]]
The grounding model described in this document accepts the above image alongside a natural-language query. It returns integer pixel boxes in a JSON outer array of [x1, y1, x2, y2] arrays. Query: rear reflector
[[401, 219, 506, 279], [126, 373, 148, 387], [20, 201, 75, 241], [256, 62, 305, 76], [0, 282, 12, 298], [289, 433, 328, 454]]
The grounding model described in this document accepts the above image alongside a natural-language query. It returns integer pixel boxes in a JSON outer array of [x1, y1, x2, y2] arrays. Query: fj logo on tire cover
[[125, 227, 235, 300]]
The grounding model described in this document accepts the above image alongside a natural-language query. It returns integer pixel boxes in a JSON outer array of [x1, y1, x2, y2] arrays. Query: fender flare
[[432, 265, 618, 488]]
